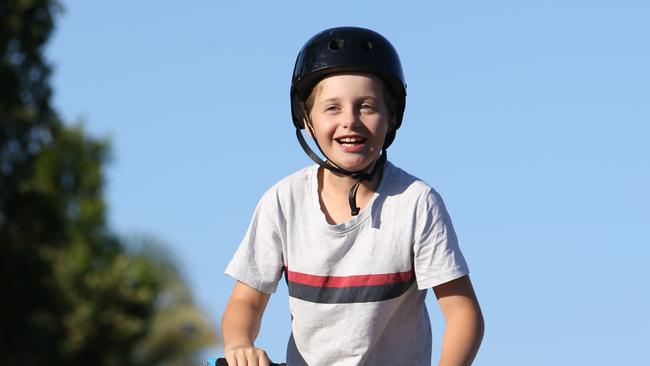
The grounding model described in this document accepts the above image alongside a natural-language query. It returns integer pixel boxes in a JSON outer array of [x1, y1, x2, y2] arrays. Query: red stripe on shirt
[[286, 269, 413, 288]]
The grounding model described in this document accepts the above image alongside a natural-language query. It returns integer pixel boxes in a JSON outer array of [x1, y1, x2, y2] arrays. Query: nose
[[341, 107, 361, 129]]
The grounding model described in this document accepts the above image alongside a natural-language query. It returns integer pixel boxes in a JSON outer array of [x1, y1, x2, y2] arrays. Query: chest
[[285, 214, 417, 276]]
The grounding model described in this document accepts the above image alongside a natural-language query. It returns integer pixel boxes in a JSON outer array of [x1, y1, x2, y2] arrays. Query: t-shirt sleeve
[[413, 188, 469, 290], [225, 189, 285, 294]]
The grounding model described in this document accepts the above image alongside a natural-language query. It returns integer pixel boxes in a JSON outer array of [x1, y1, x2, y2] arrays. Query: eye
[[324, 105, 340, 113], [360, 103, 376, 112]]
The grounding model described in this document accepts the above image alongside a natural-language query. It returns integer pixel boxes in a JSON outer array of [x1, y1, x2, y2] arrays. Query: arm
[[434, 275, 485, 366], [222, 281, 272, 366]]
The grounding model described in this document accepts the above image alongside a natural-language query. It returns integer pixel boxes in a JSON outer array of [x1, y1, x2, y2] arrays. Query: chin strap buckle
[[349, 180, 362, 216]]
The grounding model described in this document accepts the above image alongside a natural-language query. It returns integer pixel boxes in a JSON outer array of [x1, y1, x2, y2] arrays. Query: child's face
[[306, 74, 394, 173]]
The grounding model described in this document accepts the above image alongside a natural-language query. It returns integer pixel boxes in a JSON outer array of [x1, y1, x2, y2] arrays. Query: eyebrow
[[318, 95, 379, 104], [318, 97, 341, 105]]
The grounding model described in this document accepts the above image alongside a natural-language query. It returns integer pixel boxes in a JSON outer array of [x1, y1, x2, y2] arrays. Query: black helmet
[[290, 26, 407, 148]]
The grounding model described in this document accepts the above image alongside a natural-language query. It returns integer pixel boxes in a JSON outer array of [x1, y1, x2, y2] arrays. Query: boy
[[222, 27, 484, 366]]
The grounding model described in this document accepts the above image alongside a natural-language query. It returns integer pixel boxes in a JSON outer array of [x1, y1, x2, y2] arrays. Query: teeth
[[338, 137, 363, 143]]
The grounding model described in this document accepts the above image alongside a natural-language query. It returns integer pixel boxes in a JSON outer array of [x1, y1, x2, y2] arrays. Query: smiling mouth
[[335, 137, 366, 146]]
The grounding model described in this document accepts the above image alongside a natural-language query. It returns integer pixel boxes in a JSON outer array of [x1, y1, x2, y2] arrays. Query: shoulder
[[254, 164, 316, 213], [383, 161, 448, 215], [383, 161, 437, 200], [264, 164, 314, 197]]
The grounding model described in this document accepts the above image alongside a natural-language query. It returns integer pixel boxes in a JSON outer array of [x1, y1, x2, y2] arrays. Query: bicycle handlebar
[[207, 357, 286, 366]]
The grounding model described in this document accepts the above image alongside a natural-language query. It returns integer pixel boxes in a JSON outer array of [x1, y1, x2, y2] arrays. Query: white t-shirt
[[226, 161, 469, 366]]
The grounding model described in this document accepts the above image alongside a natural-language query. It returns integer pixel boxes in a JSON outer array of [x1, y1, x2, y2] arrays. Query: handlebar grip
[[207, 357, 286, 366]]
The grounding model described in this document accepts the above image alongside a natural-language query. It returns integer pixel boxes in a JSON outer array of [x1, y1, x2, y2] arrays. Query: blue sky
[[47, 1, 649, 364]]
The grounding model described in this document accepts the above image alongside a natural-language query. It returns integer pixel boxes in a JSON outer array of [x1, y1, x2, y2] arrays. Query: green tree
[[1, 1, 216, 364]]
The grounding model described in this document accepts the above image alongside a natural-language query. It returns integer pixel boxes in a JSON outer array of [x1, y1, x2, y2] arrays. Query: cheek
[[310, 118, 335, 140], [369, 117, 391, 136], [312, 114, 336, 129]]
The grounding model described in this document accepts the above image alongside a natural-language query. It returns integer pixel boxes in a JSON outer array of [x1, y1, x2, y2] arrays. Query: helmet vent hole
[[328, 39, 344, 51], [360, 40, 373, 52]]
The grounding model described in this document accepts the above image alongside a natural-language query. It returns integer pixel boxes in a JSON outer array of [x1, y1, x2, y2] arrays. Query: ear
[[303, 118, 314, 138]]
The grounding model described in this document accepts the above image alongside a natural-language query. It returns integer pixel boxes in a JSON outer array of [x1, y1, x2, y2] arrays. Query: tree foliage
[[0, 1, 216, 364]]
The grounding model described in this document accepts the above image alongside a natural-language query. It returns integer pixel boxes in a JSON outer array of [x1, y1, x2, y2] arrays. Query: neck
[[318, 160, 383, 195]]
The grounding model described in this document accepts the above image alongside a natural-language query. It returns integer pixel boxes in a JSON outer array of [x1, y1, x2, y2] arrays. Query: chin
[[336, 157, 376, 172]]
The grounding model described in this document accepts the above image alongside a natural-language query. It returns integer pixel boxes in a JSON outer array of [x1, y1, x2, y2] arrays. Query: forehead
[[315, 73, 384, 98]]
